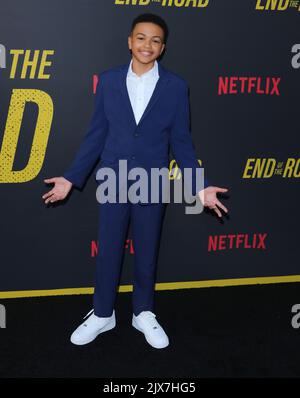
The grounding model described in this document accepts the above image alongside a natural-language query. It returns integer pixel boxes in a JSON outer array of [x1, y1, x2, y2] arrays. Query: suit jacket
[[63, 60, 209, 203]]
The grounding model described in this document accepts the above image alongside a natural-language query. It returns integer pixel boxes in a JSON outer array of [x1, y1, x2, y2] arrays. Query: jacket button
[[134, 132, 140, 137], [131, 155, 136, 160]]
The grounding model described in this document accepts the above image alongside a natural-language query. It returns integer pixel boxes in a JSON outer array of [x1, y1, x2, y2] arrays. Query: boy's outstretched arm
[[169, 80, 229, 218], [42, 73, 109, 204]]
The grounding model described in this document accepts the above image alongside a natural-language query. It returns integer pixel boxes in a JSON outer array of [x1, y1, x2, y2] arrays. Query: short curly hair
[[130, 13, 169, 44]]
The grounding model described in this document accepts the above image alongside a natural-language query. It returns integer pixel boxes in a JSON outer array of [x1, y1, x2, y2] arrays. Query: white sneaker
[[132, 311, 169, 349], [70, 309, 116, 345]]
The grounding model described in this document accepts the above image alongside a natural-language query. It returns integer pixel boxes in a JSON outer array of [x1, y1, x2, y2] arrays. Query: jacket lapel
[[118, 60, 170, 127]]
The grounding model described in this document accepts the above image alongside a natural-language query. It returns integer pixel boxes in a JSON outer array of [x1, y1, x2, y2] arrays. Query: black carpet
[[1, 283, 300, 378]]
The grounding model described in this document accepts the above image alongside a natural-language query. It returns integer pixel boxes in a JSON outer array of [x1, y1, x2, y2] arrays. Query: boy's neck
[[131, 57, 156, 77]]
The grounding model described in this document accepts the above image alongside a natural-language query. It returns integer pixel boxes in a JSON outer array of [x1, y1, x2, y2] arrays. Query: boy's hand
[[198, 186, 229, 218], [42, 177, 73, 204]]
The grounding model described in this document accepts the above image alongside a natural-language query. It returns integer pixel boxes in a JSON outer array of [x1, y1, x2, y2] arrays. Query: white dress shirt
[[126, 59, 159, 125]]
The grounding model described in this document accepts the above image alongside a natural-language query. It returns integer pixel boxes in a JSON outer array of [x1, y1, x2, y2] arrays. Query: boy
[[42, 13, 228, 349]]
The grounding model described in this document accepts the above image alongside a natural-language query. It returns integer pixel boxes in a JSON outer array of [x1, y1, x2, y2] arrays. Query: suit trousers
[[93, 198, 167, 317]]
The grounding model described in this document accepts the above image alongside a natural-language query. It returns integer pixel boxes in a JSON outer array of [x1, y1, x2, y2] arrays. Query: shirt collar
[[127, 59, 159, 80]]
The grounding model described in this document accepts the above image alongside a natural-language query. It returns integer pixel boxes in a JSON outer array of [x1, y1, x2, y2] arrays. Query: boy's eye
[[136, 37, 160, 44]]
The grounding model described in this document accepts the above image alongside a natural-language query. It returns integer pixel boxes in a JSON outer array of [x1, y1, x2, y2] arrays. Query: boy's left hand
[[198, 186, 229, 218]]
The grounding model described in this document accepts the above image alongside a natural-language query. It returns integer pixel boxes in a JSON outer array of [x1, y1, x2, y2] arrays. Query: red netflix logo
[[218, 77, 281, 95], [208, 233, 267, 252], [93, 74, 98, 94], [90, 239, 135, 257]]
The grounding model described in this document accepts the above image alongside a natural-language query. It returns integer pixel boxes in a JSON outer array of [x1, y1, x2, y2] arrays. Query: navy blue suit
[[63, 60, 209, 316]]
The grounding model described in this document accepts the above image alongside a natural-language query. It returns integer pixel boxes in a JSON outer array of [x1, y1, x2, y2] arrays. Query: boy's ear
[[128, 35, 132, 50]]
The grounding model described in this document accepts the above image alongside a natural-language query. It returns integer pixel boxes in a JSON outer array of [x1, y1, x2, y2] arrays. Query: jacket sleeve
[[169, 80, 210, 196], [63, 73, 109, 189]]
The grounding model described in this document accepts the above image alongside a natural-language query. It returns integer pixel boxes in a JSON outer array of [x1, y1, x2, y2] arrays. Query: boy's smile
[[128, 22, 165, 76]]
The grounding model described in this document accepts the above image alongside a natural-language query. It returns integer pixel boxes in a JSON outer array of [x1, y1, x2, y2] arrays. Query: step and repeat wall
[[0, 0, 299, 296]]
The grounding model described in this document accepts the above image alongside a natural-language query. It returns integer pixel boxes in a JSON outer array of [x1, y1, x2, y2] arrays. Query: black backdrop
[[0, 0, 299, 297]]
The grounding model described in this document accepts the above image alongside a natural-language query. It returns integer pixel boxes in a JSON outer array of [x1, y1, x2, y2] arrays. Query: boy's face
[[128, 22, 165, 65]]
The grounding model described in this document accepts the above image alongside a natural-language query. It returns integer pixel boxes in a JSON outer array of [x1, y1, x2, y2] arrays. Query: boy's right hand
[[42, 177, 73, 204]]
